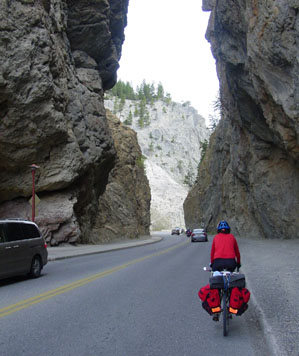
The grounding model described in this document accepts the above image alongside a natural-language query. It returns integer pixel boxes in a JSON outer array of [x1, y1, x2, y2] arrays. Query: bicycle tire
[[223, 290, 228, 336]]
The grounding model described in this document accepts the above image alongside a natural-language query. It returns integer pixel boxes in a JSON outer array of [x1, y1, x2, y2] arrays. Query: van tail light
[[44, 242, 47, 249], [191, 233, 194, 237]]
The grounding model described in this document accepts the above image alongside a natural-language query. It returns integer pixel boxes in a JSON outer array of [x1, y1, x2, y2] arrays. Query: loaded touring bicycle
[[199, 267, 250, 336]]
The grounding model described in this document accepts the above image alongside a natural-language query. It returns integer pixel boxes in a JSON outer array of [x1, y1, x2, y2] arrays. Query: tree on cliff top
[[108, 80, 172, 104]]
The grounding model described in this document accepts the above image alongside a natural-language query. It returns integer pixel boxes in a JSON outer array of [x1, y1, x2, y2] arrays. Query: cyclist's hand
[[237, 263, 241, 271]]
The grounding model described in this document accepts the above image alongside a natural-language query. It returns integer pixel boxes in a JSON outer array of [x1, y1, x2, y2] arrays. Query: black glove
[[209, 262, 212, 268], [237, 263, 241, 270]]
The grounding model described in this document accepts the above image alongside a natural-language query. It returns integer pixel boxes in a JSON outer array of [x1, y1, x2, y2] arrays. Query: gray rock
[[202, 0, 215, 12], [184, 0, 299, 239], [66, 0, 129, 90], [73, 50, 98, 69], [0, 0, 150, 245], [90, 110, 151, 243]]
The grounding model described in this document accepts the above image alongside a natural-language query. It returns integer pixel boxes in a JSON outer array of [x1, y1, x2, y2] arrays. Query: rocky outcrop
[[67, 0, 128, 90], [105, 97, 210, 230], [0, 0, 149, 245], [89, 110, 151, 243], [184, 0, 299, 239]]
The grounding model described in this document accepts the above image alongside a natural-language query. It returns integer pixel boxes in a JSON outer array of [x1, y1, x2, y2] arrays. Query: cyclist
[[210, 220, 241, 272]]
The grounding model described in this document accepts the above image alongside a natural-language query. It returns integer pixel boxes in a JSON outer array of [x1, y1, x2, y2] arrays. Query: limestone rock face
[[0, 0, 135, 244], [105, 97, 210, 230], [90, 110, 151, 243], [67, 0, 128, 90], [184, 0, 299, 239]]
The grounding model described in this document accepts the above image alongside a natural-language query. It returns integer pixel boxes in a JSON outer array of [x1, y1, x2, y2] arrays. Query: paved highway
[[0, 232, 270, 356]]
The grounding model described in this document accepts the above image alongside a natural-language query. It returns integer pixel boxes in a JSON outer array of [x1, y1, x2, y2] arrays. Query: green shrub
[[136, 155, 147, 169], [123, 111, 133, 125]]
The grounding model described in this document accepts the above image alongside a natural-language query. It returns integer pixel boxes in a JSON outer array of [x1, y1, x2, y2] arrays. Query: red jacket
[[211, 233, 241, 264]]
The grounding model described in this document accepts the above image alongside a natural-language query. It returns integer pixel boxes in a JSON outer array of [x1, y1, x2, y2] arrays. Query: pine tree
[[183, 163, 195, 187], [124, 111, 133, 126], [139, 97, 146, 120], [157, 82, 164, 99], [144, 111, 151, 126], [138, 117, 144, 128], [134, 106, 139, 117], [209, 90, 221, 131], [198, 139, 209, 171]]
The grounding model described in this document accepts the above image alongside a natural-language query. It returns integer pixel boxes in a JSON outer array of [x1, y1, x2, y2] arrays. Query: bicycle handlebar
[[203, 267, 241, 273], [203, 266, 212, 272]]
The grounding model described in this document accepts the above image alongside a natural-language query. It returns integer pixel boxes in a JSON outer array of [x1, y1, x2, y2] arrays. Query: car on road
[[0, 219, 48, 280], [191, 228, 208, 242], [171, 227, 180, 235]]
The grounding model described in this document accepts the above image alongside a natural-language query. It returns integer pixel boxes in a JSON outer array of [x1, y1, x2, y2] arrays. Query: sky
[[117, 0, 220, 123]]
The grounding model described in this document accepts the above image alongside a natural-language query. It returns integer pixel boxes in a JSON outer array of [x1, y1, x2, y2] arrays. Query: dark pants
[[212, 258, 237, 272]]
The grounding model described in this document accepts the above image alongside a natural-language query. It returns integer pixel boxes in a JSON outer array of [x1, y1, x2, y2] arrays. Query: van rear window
[[0, 222, 41, 242], [0, 225, 4, 243], [22, 224, 40, 239]]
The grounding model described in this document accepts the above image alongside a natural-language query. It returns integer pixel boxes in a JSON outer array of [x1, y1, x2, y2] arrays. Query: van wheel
[[30, 256, 42, 278]]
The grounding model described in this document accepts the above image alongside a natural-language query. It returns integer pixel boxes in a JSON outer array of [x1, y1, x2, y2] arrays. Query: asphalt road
[[0, 233, 271, 356], [239, 237, 299, 356]]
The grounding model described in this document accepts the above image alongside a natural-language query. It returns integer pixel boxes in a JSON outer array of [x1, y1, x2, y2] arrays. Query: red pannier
[[229, 287, 251, 315], [198, 284, 221, 315]]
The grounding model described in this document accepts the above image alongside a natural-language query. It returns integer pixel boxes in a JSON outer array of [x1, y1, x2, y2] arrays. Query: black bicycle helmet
[[217, 220, 230, 233]]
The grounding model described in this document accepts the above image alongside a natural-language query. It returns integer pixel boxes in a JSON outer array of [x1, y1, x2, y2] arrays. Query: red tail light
[[44, 242, 47, 249], [191, 233, 194, 237]]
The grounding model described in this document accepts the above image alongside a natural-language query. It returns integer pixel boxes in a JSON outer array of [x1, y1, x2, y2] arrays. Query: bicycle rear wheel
[[222, 291, 228, 336]]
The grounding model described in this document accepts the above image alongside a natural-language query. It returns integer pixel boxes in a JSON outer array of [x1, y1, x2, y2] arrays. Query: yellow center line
[[0, 240, 188, 318]]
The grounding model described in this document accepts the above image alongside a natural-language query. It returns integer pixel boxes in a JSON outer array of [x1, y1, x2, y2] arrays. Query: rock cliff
[[105, 96, 210, 230], [184, 0, 299, 239], [89, 110, 151, 243], [0, 0, 150, 244]]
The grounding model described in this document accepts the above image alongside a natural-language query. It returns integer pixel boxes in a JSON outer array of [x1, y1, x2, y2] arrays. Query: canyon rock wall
[[0, 0, 150, 244], [105, 97, 210, 230], [89, 110, 151, 243], [184, 0, 299, 239]]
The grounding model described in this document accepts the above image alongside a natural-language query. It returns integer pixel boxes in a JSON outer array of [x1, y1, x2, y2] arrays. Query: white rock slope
[[105, 97, 210, 230]]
